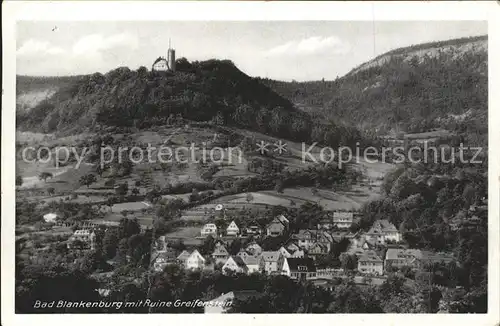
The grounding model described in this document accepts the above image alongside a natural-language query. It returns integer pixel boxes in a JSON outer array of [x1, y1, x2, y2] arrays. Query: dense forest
[[17, 59, 369, 149], [263, 35, 488, 144]]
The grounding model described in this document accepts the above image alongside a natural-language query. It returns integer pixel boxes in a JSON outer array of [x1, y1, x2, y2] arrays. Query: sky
[[16, 21, 487, 81]]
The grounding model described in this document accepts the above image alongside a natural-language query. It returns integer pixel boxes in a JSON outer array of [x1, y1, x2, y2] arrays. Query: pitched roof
[[177, 250, 191, 261], [261, 251, 281, 262], [189, 249, 205, 261], [292, 250, 305, 257], [359, 251, 382, 262], [286, 242, 300, 251], [278, 246, 290, 256], [310, 242, 328, 250], [333, 211, 354, 218], [156, 249, 177, 261], [212, 245, 229, 256], [277, 214, 289, 225], [227, 221, 239, 230], [267, 218, 286, 229], [367, 219, 398, 234], [286, 257, 316, 272], [385, 248, 423, 260], [241, 255, 260, 266], [226, 256, 248, 271]]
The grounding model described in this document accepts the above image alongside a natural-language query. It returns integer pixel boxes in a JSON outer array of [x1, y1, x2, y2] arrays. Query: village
[[41, 207, 448, 295]]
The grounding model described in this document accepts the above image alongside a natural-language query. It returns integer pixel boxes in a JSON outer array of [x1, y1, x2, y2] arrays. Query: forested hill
[[262, 35, 488, 141], [16, 59, 312, 141]]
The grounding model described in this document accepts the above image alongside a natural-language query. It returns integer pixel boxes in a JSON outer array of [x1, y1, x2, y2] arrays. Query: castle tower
[[167, 38, 176, 72]]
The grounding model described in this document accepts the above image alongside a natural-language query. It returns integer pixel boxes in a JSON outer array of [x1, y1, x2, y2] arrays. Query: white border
[[2, 1, 499, 326]]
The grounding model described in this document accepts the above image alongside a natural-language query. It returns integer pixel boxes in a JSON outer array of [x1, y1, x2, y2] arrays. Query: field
[[16, 126, 396, 231], [163, 227, 203, 246]]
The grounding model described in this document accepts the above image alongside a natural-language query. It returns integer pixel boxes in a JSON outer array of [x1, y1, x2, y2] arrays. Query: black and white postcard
[[2, 1, 499, 326]]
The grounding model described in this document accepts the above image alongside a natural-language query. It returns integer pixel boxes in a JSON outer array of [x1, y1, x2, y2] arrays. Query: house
[[358, 251, 384, 275], [237, 250, 250, 260], [261, 251, 284, 274], [43, 213, 58, 223], [226, 221, 239, 236], [245, 225, 261, 236], [347, 235, 376, 256], [277, 214, 290, 226], [333, 211, 354, 229], [185, 250, 206, 270], [246, 242, 263, 256], [385, 248, 423, 270], [317, 217, 333, 230], [316, 231, 334, 251], [278, 246, 291, 258], [294, 230, 316, 250], [331, 230, 354, 242], [201, 223, 218, 237], [212, 245, 230, 265], [177, 250, 191, 264], [281, 257, 317, 281], [308, 242, 329, 257], [204, 291, 262, 313], [241, 255, 262, 273], [291, 249, 305, 258], [286, 242, 300, 253], [222, 256, 249, 275], [365, 219, 401, 245], [153, 249, 177, 272], [67, 229, 96, 250], [266, 217, 287, 237]]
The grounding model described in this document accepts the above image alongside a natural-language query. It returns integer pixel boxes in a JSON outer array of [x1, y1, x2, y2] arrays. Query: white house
[[43, 213, 58, 223], [241, 255, 262, 274], [246, 243, 263, 256], [333, 212, 354, 229], [260, 251, 284, 275], [365, 219, 401, 245], [185, 250, 206, 270], [281, 257, 317, 281], [67, 229, 96, 250], [222, 256, 248, 275], [212, 245, 230, 265], [226, 221, 239, 236], [291, 249, 305, 258], [278, 246, 291, 258], [201, 223, 218, 237], [358, 251, 384, 275]]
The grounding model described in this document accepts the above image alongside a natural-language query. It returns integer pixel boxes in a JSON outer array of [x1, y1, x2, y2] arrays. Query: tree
[[131, 188, 140, 196], [118, 218, 141, 239], [16, 175, 23, 186], [274, 179, 284, 194], [102, 228, 119, 259], [200, 235, 216, 255], [246, 193, 254, 203], [462, 184, 476, 208], [38, 172, 53, 182], [115, 183, 129, 196], [106, 196, 117, 212], [340, 253, 358, 271], [79, 174, 97, 188]]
